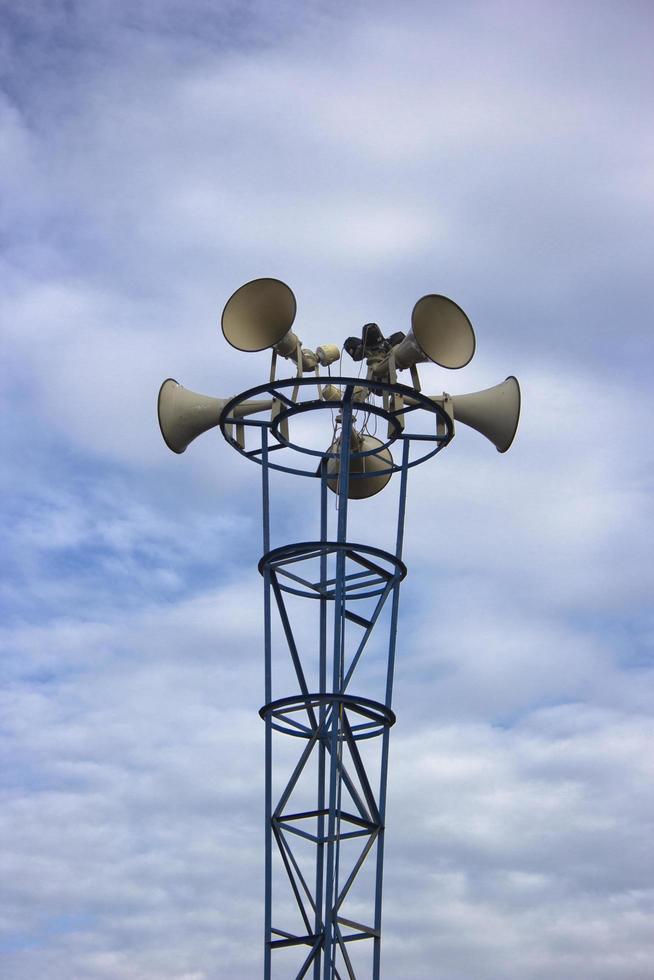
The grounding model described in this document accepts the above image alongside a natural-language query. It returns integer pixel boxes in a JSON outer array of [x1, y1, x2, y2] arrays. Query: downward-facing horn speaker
[[221, 278, 297, 353], [326, 433, 394, 499], [158, 379, 269, 454], [393, 294, 476, 371], [447, 376, 521, 453]]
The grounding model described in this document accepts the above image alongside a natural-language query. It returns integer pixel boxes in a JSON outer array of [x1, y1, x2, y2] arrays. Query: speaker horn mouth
[[221, 277, 297, 353], [158, 378, 184, 453], [497, 375, 521, 453], [410, 294, 476, 370], [446, 375, 521, 453]]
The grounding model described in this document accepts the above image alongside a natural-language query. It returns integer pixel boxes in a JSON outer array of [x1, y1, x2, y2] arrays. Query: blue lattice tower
[[158, 277, 520, 978], [218, 379, 452, 979]]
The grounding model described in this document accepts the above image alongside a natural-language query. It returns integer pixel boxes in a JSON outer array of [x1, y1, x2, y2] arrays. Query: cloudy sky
[[2, 1, 653, 977]]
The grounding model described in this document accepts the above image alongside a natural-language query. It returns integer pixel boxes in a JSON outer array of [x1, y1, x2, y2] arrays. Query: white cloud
[[2, 1, 653, 977]]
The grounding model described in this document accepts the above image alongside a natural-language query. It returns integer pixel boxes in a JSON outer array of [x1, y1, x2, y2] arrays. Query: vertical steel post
[[314, 459, 329, 980], [372, 436, 410, 978], [261, 428, 273, 980], [323, 389, 353, 980]]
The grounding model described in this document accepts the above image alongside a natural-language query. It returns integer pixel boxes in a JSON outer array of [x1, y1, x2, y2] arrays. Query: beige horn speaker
[[325, 432, 394, 499], [393, 294, 476, 371], [157, 378, 270, 454], [221, 277, 300, 354], [446, 376, 521, 453]]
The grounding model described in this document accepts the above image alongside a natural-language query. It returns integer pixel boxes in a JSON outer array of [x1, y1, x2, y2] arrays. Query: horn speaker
[[447, 376, 521, 453], [221, 278, 297, 353], [394, 294, 476, 371], [326, 433, 393, 499], [158, 378, 269, 454]]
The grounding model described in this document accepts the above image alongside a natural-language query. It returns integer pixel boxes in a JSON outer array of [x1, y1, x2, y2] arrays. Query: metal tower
[[157, 278, 520, 979]]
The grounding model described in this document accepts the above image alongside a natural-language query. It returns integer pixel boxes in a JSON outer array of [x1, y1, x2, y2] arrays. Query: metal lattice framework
[[218, 377, 453, 978]]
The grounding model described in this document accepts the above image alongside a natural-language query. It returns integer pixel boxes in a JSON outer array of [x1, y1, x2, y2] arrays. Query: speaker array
[[159, 280, 521, 475]]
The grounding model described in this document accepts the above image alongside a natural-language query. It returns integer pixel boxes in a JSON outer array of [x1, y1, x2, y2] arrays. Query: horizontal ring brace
[[260, 692, 396, 739], [219, 376, 453, 476], [259, 542, 406, 602]]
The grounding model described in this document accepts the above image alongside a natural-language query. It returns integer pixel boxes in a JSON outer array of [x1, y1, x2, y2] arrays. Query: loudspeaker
[[394, 294, 476, 371], [157, 379, 269, 454], [443, 376, 521, 453], [326, 432, 393, 499], [221, 277, 297, 353]]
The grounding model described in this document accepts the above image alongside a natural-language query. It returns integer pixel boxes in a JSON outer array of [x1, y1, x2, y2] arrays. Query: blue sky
[[1, 1, 653, 977]]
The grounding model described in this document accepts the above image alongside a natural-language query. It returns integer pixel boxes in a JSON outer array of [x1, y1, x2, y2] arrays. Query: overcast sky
[[2, 1, 653, 978]]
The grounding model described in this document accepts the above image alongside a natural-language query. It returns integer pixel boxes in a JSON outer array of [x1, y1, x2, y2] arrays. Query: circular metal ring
[[269, 397, 403, 459], [259, 540, 406, 600], [259, 692, 396, 740], [218, 376, 453, 478]]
